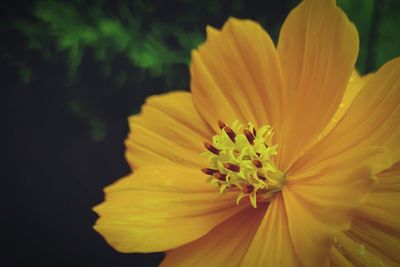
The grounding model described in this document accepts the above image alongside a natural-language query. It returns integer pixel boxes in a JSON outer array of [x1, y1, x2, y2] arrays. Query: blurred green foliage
[[14, 0, 203, 81], [376, 0, 400, 70], [337, 0, 374, 74], [5, 0, 400, 141]]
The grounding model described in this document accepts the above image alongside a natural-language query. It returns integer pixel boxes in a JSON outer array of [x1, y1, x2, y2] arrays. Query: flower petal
[[277, 0, 359, 169], [356, 162, 400, 234], [319, 71, 373, 141], [331, 162, 400, 266], [240, 194, 301, 267], [126, 91, 213, 169], [293, 57, 400, 172], [283, 147, 392, 267], [160, 206, 264, 267], [191, 17, 284, 131], [332, 232, 398, 267], [329, 246, 353, 267], [93, 165, 242, 253]]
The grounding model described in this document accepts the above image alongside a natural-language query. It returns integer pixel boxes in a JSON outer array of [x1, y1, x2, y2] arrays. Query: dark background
[[1, 0, 399, 266]]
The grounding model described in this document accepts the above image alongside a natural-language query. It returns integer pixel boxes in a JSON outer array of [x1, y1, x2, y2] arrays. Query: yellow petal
[[294, 57, 400, 172], [191, 17, 284, 132], [333, 162, 400, 265], [329, 246, 353, 267], [319, 71, 373, 140], [332, 232, 398, 267], [283, 147, 391, 267], [160, 206, 264, 267], [356, 193, 400, 241], [277, 0, 359, 170], [240, 194, 301, 267], [347, 220, 400, 264], [126, 91, 213, 169], [93, 165, 242, 253], [371, 161, 400, 193]]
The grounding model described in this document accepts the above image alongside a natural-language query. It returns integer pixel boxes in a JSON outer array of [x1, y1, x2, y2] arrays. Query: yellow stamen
[[201, 120, 285, 208]]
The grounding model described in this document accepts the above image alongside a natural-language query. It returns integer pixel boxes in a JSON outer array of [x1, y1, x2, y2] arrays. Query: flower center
[[201, 120, 285, 208]]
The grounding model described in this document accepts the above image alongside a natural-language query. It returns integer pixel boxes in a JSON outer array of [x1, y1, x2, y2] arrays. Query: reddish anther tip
[[223, 163, 240, 172], [244, 129, 255, 145], [201, 168, 219, 175], [217, 120, 227, 130], [252, 128, 257, 136], [242, 184, 254, 194], [252, 159, 263, 168], [257, 174, 267, 181], [223, 126, 236, 143], [204, 142, 220, 155], [213, 172, 227, 181]]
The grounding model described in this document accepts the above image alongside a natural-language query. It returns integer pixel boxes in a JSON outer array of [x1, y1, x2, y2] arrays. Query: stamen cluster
[[201, 120, 284, 208]]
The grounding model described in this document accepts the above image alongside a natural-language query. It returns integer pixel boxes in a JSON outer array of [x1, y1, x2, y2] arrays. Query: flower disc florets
[[202, 120, 285, 208]]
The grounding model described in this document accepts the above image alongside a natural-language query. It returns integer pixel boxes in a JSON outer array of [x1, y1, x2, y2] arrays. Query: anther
[[252, 160, 263, 168], [242, 184, 254, 194], [202, 120, 281, 208], [213, 172, 227, 181], [257, 174, 267, 181], [224, 126, 236, 143], [223, 163, 240, 172], [201, 168, 219, 175], [204, 142, 220, 155], [244, 129, 255, 145], [218, 120, 227, 130]]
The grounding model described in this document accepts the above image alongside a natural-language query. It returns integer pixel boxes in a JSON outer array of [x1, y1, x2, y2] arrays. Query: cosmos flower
[[93, 0, 400, 266]]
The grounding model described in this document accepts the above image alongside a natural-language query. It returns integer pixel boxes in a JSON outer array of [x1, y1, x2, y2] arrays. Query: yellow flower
[[93, 0, 400, 266]]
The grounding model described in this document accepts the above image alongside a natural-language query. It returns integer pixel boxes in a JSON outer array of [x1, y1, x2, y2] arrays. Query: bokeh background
[[2, 0, 400, 266]]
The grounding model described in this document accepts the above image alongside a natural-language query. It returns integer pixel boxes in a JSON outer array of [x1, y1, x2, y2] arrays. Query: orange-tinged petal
[[345, 220, 400, 264], [329, 246, 354, 267], [356, 193, 400, 235], [241, 194, 301, 267], [332, 232, 398, 267], [370, 161, 400, 193], [93, 165, 243, 253], [277, 0, 359, 170], [319, 71, 373, 140], [160, 206, 264, 267], [126, 91, 213, 169], [294, 57, 400, 172], [191, 17, 284, 132], [283, 147, 391, 267], [332, 162, 400, 266]]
